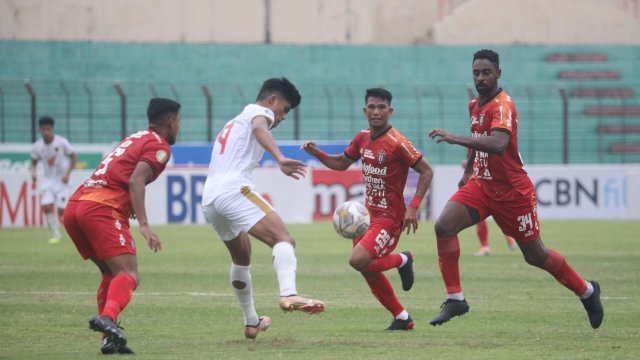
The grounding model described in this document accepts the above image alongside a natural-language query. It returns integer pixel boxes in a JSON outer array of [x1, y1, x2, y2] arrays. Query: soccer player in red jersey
[[302, 88, 433, 330], [428, 49, 603, 328], [63, 98, 181, 353]]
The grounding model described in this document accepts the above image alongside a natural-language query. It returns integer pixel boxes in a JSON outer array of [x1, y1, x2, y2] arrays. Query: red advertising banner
[[312, 169, 364, 220]]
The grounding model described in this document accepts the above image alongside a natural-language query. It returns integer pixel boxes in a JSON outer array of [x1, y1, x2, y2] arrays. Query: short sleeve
[[31, 144, 40, 161], [62, 138, 75, 156], [344, 132, 363, 160], [139, 139, 171, 179], [489, 96, 515, 133], [251, 106, 275, 128], [396, 135, 422, 167]]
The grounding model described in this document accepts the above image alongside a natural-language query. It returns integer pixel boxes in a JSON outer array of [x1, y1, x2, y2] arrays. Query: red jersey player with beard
[[64, 98, 181, 354], [428, 49, 603, 329], [302, 88, 433, 330]]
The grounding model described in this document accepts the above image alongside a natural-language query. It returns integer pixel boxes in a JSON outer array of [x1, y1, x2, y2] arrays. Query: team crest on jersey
[[377, 151, 386, 164], [479, 114, 485, 125], [156, 150, 168, 163]]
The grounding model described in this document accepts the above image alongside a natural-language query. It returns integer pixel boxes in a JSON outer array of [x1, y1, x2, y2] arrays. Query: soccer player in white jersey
[[31, 116, 77, 244], [202, 77, 324, 340]]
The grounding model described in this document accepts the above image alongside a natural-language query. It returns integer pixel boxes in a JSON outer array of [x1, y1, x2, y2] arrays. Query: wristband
[[409, 195, 422, 209], [317, 150, 328, 161]]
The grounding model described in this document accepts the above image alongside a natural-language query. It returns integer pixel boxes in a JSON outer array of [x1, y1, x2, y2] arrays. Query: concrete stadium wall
[[0, 0, 449, 45], [1, 0, 637, 45], [434, 0, 640, 45]]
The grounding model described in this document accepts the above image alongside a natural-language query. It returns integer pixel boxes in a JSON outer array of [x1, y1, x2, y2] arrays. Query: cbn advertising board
[[2, 143, 639, 228]]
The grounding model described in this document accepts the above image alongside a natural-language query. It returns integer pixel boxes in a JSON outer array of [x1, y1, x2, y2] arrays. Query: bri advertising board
[[1, 142, 639, 227]]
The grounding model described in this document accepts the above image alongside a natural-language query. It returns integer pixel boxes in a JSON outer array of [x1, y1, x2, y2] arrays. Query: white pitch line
[[0, 290, 235, 297], [505, 295, 631, 300]]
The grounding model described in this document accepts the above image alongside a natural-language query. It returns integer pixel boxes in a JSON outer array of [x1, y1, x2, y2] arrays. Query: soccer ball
[[332, 201, 370, 239]]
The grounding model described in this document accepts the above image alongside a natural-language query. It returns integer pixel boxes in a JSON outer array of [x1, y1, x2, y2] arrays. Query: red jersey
[[70, 128, 171, 215], [469, 90, 532, 201], [345, 127, 422, 223]]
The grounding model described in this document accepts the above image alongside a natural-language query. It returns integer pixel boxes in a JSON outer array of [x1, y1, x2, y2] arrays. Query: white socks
[[44, 212, 61, 239], [447, 292, 465, 301], [399, 252, 408, 268], [230, 263, 259, 326], [272, 242, 297, 297], [580, 281, 594, 300], [395, 310, 409, 320]]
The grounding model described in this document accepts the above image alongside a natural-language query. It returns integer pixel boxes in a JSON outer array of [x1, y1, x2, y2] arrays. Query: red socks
[[365, 254, 403, 273], [101, 273, 138, 321], [365, 272, 404, 317], [97, 273, 114, 314], [476, 221, 489, 247], [437, 236, 462, 294], [542, 249, 587, 296]]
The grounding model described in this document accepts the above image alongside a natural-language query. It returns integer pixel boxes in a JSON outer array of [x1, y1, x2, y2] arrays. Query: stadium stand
[[0, 41, 639, 163]]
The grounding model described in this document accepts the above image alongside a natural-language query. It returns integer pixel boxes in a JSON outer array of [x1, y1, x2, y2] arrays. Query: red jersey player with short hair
[[428, 49, 603, 328], [302, 87, 434, 330], [64, 98, 181, 354]]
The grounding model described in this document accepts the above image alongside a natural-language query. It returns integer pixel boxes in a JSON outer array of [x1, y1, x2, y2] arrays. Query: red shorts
[[64, 200, 137, 260], [450, 179, 540, 242], [353, 216, 403, 257]]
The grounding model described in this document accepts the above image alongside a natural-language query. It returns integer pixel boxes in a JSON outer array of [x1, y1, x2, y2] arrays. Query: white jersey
[[202, 104, 275, 206], [31, 134, 75, 183]]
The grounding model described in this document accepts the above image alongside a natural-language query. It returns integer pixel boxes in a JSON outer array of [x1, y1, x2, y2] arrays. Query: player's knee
[[523, 253, 545, 268], [279, 235, 296, 248], [115, 271, 140, 289], [231, 253, 251, 266], [349, 258, 364, 271], [434, 219, 455, 238], [349, 255, 368, 272]]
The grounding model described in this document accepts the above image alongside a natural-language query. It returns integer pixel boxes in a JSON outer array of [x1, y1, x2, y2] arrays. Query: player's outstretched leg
[[581, 280, 604, 329], [89, 315, 127, 348], [244, 316, 272, 340], [536, 248, 604, 328], [429, 299, 470, 326], [364, 251, 413, 291], [397, 251, 414, 291], [273, 242, 325, 314]]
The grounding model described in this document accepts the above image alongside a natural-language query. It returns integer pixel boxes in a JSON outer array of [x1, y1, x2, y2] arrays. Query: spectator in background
[[31, 116, 77, 244]]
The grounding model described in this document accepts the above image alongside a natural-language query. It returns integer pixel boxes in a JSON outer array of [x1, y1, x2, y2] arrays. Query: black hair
[[473, 49, 500, 69], [256, 77, 301, 109], [38, 116, 55, 127], [147, 98, 181, 123], [365, 88, 392, 105]]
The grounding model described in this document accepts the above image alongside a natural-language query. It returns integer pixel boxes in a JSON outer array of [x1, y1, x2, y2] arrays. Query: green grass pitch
[[1, 220, 639, 359]]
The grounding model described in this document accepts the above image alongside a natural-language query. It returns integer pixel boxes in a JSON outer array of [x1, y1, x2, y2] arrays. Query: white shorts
[[40, 181, 69, 209], [202, 185, 275, 241]]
